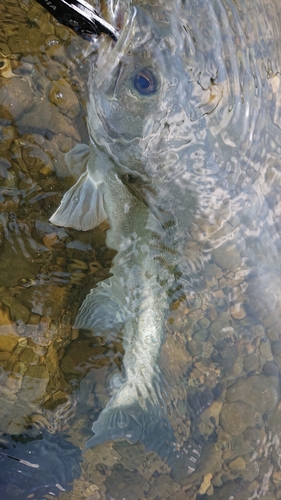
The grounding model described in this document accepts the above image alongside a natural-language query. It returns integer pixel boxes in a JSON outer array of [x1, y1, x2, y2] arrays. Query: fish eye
[[133, 69, 158, 95], [121, 173, 139, 184]]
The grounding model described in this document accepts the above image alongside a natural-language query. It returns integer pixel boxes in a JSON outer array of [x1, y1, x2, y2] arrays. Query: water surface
[[1, 1, 281, 500]]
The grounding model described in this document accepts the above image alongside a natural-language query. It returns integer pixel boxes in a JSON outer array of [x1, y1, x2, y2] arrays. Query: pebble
[[243, 353, 259, 373], [212, 242, 242, 272], [0, 302, 13, 325], [209, 312, 230, 340], [220, 401, 258, 436], [241, 461, 259, 482], [187, 339, 203, 356], [2, 297, 30, 324], [259, 338, 273, 360], [0, 78, 34, 120], [49, 79, 80, 119], [153, 474, 180, 497], [229, 457, 246, 471], [272, 340, 281, 356], [84, 484, 101, 499], [272, 471, 281, 485], [226, 374, 279, 413], [262, 361, 279, 377], [230, 303, 246, 319], [18, 100, 80, 140], [199, 473, 213, 494], [18, 347, 38, 365], [0, 42, 11, 58], [104, 464, 150, 500], [200, 400, 223, 426], [43, 232, 65, 250], [0, 352, 11, 361], [268, 407, 281, 435], [0, 331, 19, 352]]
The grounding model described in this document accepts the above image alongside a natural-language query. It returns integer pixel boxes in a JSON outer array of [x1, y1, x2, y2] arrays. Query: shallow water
[[1, 0, 281, 499]]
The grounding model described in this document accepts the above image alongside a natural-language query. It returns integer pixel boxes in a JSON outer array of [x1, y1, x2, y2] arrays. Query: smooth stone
[[23, 365, 49, 379], [241, 461, 259, 482], [0, 302, 13, 326], [230, 303, 246, 319], [198, 473, 213, 495], [187, 339, 203, 356], [19, 348, 38, 365], [268, 407, 281, 436], [18, 101, 80, 140], [0, 78, 34, 120], [49, 79, 80, 119], [212, 242, 242, 272], [259, 339, 273, 359], [243, 353, 259, 373], [1, 297, 30, 324], [226, 375, 279, 413], [262, 361, 279, 377], [153, 474, 180, 497], [0, 332, 19, 352], [0, 352, 11, 361], [210, 312, 231, 341], [104, 464, 149, 500], [220, 401, 258, 436], [272, 340, 281, 356], [229, 457, 246, 471]]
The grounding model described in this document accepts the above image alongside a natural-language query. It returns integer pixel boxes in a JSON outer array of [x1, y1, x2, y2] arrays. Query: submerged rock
[[220, 401, 258, 436], [226, 375, 279, 414]]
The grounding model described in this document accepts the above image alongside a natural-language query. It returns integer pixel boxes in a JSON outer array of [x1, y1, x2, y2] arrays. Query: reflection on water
[[1, 0, 281, 499]]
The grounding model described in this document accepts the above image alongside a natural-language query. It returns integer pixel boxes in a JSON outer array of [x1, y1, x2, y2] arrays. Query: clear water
[[1, 1, 281, 499]]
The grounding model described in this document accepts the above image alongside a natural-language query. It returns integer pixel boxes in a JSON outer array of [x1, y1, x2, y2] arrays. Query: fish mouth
[[98, 0, 128, 32], [94, 6, 137, 73]]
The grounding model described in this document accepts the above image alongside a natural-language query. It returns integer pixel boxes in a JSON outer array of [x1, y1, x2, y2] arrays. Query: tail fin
[[84, 396, 203, 475], [84, 398, 175, 461]]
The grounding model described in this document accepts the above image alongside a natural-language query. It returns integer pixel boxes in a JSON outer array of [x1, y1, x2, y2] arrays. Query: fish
[[50, 0, 281, 473]]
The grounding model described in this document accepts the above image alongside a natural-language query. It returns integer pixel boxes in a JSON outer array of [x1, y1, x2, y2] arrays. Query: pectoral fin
[[50, 171, 107, 231]]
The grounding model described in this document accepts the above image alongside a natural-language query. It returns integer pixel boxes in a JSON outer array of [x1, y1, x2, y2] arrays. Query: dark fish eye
[[133, 69, 158, 95]]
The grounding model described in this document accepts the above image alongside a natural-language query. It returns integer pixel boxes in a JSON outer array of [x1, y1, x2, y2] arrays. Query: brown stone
[[0, 302, 12, 326], [199, 473, 213, 495], [49, 79, 80, 119], [0, 331, 19, 352], [230, 303, 246, 319], [220, 401, 257, 436], [226, 375, 279, 413], [229, 457, 246, 471]]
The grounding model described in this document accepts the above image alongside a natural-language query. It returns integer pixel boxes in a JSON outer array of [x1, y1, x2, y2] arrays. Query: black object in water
[[35, 0, 119, 41], [0, 428, 82, 499]]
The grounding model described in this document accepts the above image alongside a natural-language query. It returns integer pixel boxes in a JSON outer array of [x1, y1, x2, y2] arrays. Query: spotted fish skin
[[50, 0, 281, 469]]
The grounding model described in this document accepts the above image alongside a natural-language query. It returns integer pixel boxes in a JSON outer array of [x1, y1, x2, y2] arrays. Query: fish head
[[86, 0, 268, 238], [87, 2, 208, 185]]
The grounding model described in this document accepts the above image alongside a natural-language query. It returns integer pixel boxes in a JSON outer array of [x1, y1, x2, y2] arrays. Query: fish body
[[51, 0, 281, 469]]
